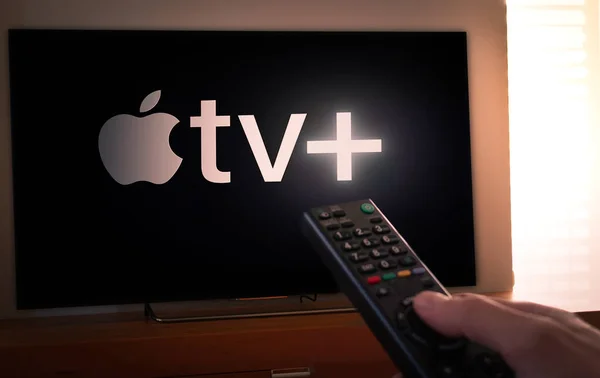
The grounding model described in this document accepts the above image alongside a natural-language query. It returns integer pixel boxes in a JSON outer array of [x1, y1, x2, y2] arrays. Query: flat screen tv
[[8, 29, 477, 310]]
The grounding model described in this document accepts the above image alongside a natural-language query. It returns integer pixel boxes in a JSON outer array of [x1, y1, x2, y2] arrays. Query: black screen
[[8, 29, 476, 309]]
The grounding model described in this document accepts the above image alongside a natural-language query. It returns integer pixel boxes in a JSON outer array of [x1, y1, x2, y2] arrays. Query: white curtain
[[506, 0, 600, 311]]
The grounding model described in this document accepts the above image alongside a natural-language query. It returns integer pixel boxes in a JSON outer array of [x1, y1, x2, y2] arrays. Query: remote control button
[[367, 276, 381, 284], [400, 255, 417, 267], [421, 277, 435, 288], [404, 305, 465, 350], [382, 272, 396, 281], [402, 296, 414, 306], [437, 365, 462, 377], [473, 353, 512, 377], [362, 237, 380, 247], [382, 234, 400, 244], [353, 227, 372, 237], [370, 248, 388, 259], [332, 209, 346, 217], [412, 267, 426, 275], [390, 245, 407, 255], [339, 217, 355, 227], [369, 216, 383, 223], [333, 231, 352, 241], [379, 260, 397, 270], [321, 219, 340, 230], [342, 241, 361, 251], [376, 287, 390, 297], [360, 203, 375, 214], [319, 211, 331, 219], [359, 263, 376, 274], [396, 310, 407, 328], [438, 339, 467, 353], [397, 269, 411, 278], [373, 224, 390, 234], [349, 252, 369, 263]]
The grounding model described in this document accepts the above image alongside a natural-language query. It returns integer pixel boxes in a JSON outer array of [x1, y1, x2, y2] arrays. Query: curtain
[[506, 0, 600, 311]]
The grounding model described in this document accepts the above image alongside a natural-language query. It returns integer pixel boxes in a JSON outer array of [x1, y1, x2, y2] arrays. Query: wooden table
[[0, 292, 598, 378]]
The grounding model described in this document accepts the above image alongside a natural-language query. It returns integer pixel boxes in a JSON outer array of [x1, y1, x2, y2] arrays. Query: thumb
[[412, 291, 548, 359]]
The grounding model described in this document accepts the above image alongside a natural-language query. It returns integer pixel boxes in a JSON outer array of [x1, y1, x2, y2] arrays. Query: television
[[8, 29, 501, 310]]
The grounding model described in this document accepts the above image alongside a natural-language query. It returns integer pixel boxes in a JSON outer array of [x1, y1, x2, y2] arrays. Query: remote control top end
[[302, 199, 514, 378]]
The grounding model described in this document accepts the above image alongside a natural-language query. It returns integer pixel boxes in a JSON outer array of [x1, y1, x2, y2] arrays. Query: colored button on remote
[[367, 276, 381, 285], [397, 270, 411, 278], [400, 255, 417, 266], [360, 203, 375, 214]]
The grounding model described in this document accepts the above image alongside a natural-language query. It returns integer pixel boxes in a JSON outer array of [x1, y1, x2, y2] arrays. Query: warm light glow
[[506, 0, 600, 311]]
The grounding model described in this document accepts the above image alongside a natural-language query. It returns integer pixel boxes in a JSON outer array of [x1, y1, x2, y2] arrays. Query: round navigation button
[[404, 305, 466, 351], [360, 203, 375, 214]]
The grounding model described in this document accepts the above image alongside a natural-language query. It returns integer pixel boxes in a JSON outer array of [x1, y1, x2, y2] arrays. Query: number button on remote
[[362, 237, 380, 247], [373, 224, 390, 234], [382, 234, 400, 244], [379, 260, 397, 270], [349, 252, 369, 263], [333, 231, 352, 241], [390, 245, 407, 256], [370, 249, 389, 259], [342, 241, 361, 251], [353, 227, 372, 237]]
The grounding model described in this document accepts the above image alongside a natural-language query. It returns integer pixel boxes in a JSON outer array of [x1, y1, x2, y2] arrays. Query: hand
[[393, 291, 600, 378]]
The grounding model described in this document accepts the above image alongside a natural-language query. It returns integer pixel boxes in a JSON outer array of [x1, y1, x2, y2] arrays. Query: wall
[[0, 0, 511, 319]]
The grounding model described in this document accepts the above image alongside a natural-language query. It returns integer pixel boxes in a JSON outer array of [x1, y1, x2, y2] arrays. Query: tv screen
[[8, 29, 476, 310]]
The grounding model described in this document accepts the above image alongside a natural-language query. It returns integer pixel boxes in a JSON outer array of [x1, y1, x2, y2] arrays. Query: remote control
[[302, 199, 514, 378]]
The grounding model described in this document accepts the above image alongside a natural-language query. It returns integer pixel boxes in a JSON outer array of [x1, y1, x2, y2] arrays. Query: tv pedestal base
[[143, 299, 357, 323]]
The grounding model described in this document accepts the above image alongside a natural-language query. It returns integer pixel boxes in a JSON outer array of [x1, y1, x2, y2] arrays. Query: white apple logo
[[98, 90, 182, 185]]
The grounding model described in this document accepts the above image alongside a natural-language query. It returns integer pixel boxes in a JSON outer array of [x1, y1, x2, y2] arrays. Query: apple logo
[[98, 90, 182, 185]]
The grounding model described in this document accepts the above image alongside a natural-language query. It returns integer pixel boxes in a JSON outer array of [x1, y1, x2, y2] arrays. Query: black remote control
[[302, 199, 514, 378]]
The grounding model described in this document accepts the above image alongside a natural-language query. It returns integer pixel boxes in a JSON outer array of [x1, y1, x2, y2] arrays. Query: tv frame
[[1, 2, 513, 320]]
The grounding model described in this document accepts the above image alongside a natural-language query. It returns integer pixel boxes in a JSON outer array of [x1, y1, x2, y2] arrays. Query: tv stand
[[6, 291, 594, 378], [143, 294, 357, 324]]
